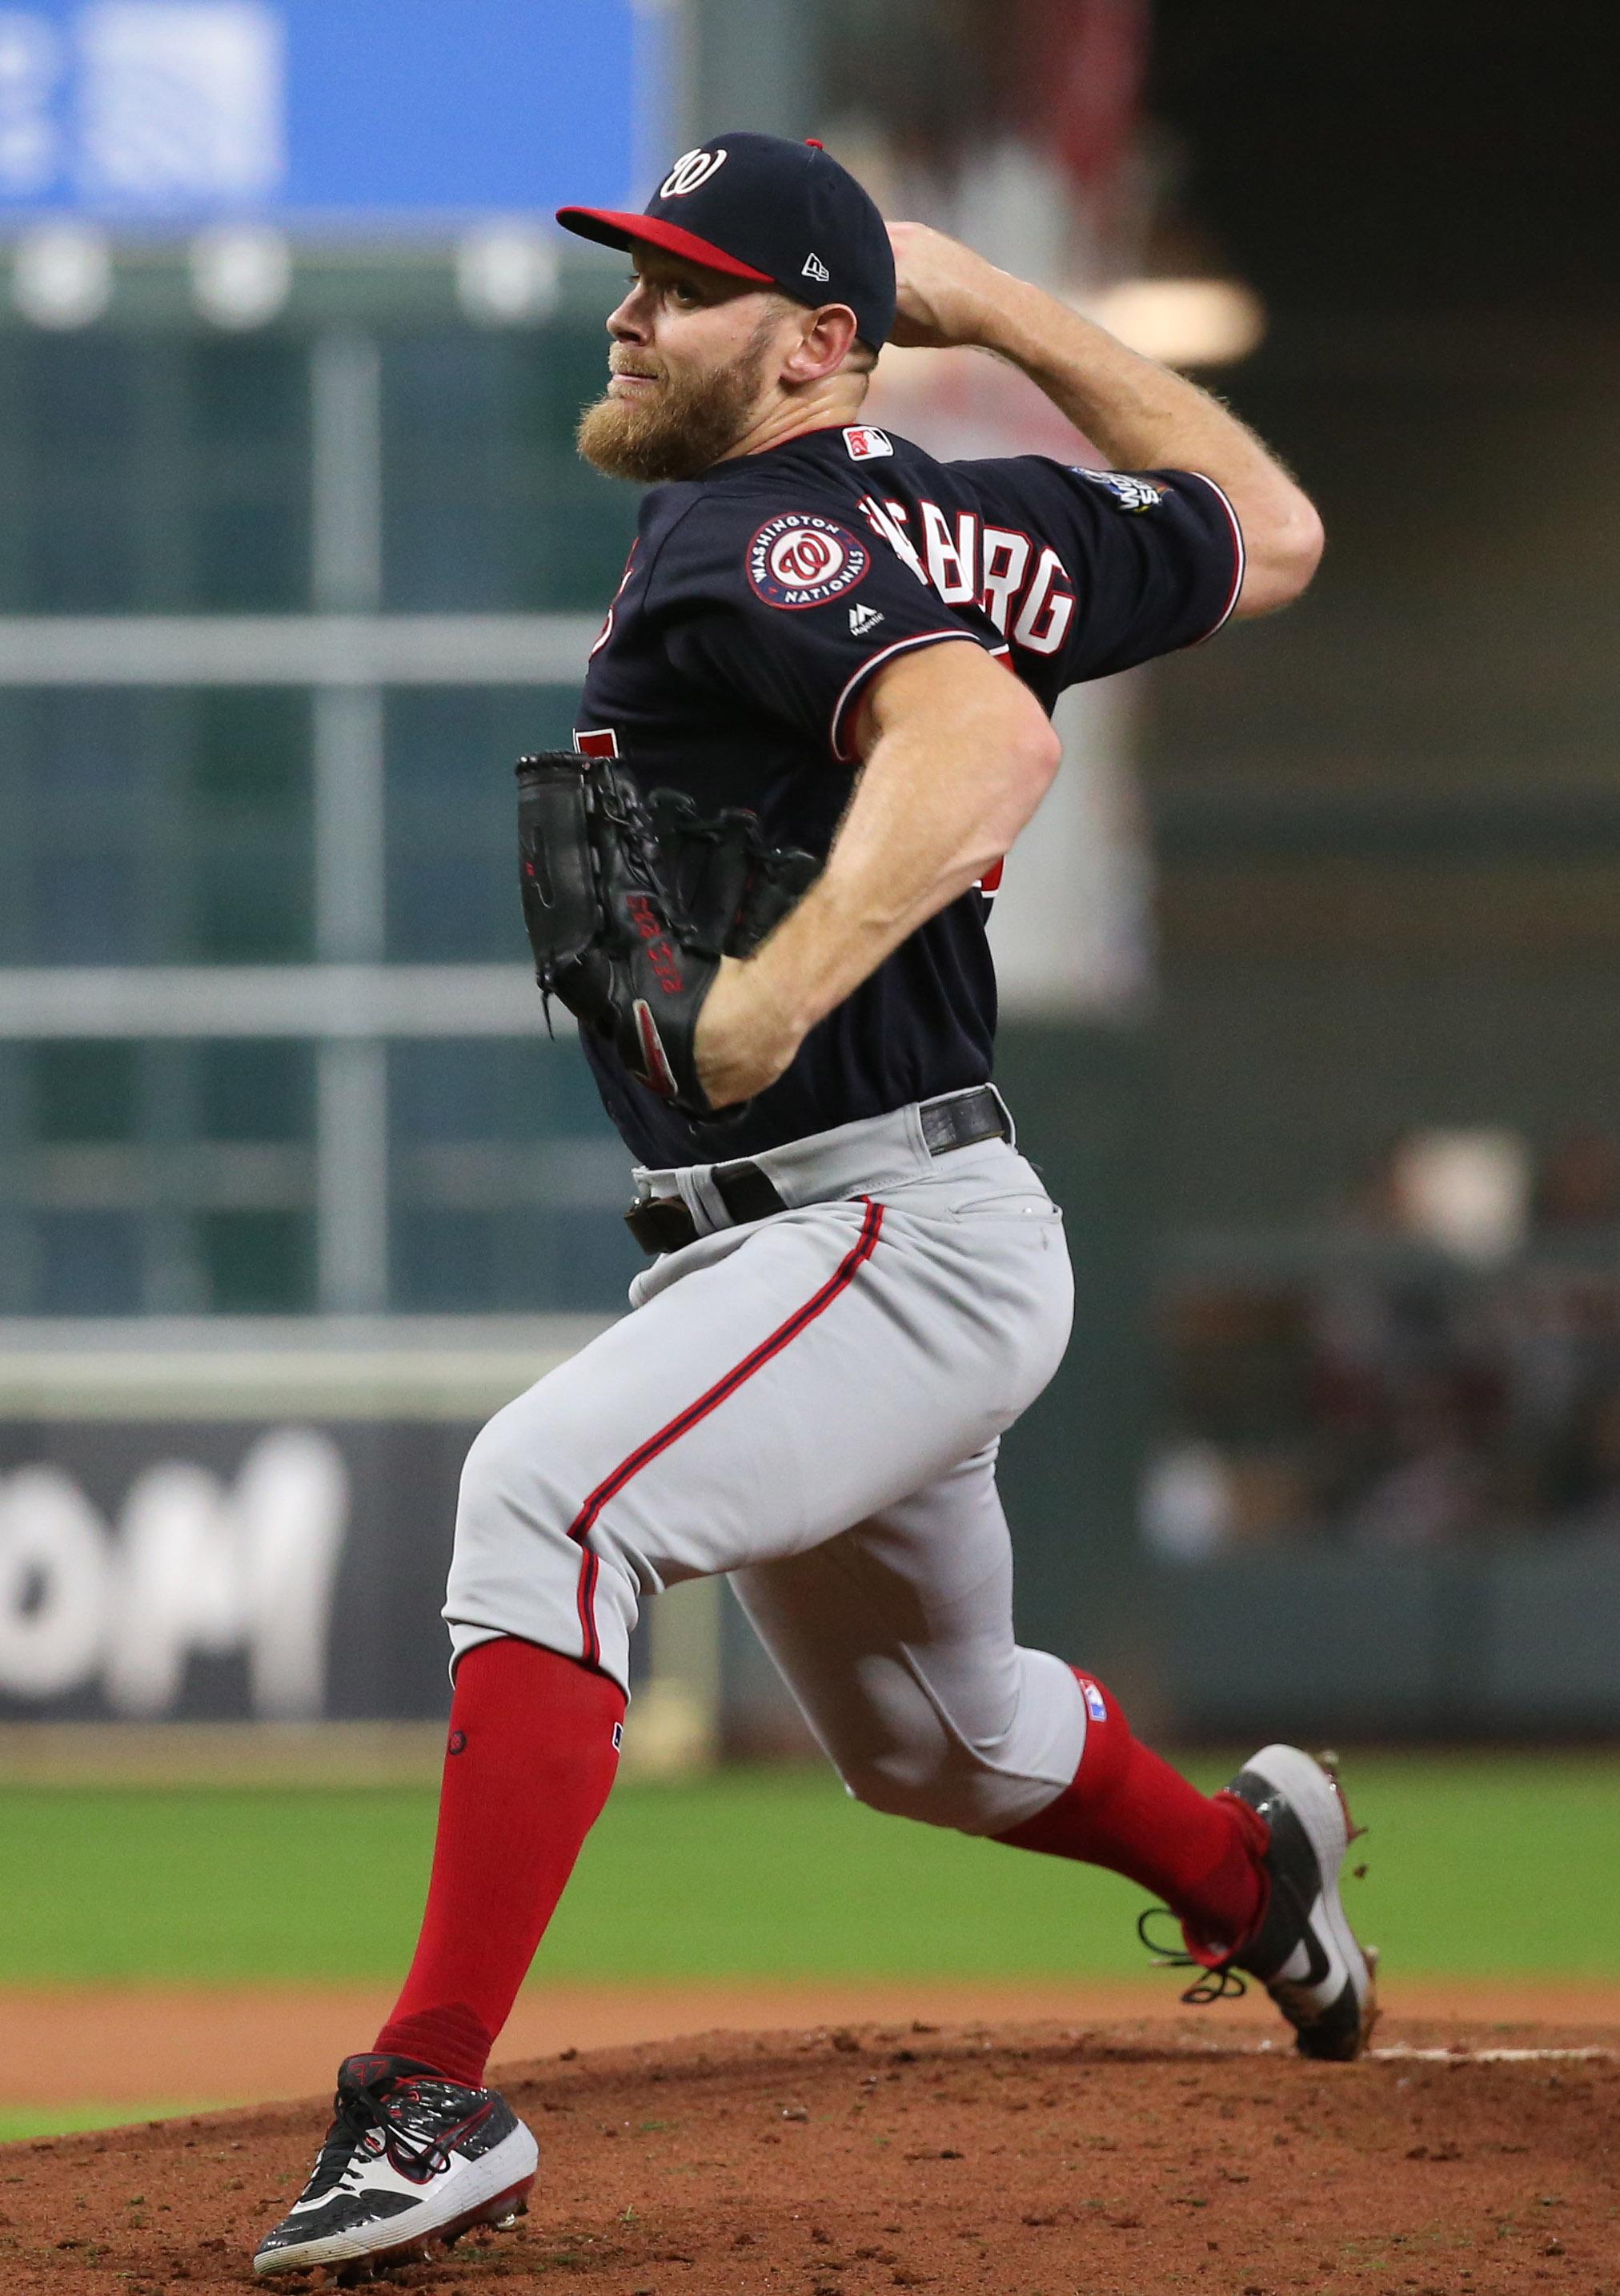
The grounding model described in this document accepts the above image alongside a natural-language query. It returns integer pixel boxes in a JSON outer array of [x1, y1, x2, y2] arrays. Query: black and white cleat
[[1145, 1744, 1379, 2061], [252, 2053, 537, 2280]]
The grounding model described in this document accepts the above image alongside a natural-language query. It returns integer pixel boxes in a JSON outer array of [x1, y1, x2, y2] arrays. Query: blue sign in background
[[0, 0, 637, 223]]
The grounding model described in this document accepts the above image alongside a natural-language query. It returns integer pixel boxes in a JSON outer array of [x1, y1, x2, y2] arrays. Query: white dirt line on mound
[[1153, 2040, 1618, 2065], [1369, 2044, 1614, 2064]]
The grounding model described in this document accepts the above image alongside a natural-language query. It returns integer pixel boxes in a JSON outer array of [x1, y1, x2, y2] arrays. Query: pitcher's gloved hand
[[515, 751, 816, 1119]]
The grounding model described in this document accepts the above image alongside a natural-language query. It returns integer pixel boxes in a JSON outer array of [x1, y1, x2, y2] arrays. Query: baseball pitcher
[[255, 132, 1372, 2280]]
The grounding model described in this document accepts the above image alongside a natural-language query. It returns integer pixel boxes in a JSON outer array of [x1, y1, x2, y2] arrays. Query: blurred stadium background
[[1, 0, 1618, 2136]]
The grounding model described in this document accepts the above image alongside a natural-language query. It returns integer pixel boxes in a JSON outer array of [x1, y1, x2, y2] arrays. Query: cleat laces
[[1136, 1905, 1251, 2005], [303, 2077, 477, 2206], [1136, 1864, 1321, 2010]]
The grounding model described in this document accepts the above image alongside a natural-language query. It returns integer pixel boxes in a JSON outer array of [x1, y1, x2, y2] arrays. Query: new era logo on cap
[[802, 251, 831, 283]]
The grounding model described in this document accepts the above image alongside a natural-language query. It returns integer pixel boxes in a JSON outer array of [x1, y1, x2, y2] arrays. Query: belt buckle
[[624, 1194, 697, 1255], [921, 1085, 1006, 1156]]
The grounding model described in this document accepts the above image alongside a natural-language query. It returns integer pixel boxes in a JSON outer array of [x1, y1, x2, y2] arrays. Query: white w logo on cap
[[660, 147, 729, 198]]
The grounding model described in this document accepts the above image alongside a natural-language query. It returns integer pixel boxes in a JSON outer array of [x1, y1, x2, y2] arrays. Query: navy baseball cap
[[557, 130, 896, 351]]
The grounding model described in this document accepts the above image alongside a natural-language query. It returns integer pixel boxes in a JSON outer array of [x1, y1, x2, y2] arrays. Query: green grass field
[[2, 1752, 1615, 1990]]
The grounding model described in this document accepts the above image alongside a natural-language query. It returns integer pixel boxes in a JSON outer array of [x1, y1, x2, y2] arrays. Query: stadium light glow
[[1083, 277, 1266, 367], [189, 226, 294, 329], [10, 222, 112, 328], [455, 224, 559, 325]]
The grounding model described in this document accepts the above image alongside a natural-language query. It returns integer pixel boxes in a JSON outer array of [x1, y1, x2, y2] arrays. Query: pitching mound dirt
[[4, 2018, 1617, 2295]]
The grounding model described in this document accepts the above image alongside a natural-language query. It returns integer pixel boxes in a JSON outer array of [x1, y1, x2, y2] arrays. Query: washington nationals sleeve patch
[[747, 514, 871, 610]]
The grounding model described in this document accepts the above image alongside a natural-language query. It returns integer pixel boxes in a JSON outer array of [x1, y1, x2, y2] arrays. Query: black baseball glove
[[515, 751, 817, 1120]]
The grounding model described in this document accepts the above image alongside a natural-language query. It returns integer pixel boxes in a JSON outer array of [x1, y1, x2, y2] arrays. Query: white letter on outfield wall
[[102, 1459, 239, 1716], [238, 1430, 348, 1719], [0, 1466, 109, 1698], [101, 1431, 349, 1720]]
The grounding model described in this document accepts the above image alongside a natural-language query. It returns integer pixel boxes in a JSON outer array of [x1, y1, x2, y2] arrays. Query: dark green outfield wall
[[988, 1022, 1620, 1743], [992, 1021, 1161, 1711]]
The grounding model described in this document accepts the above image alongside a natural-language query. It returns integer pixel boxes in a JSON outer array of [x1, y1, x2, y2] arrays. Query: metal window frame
[[0, 319, 603, 1317]]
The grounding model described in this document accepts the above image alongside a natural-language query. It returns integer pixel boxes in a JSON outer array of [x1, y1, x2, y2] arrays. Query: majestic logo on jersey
[[747, 515, 870, 610], [848, 602, 884, 637], [660, 147, 728, 198], [1074, 467, 1164, 513], [802, 251, 832, 283], [843, 425, 893, 462]]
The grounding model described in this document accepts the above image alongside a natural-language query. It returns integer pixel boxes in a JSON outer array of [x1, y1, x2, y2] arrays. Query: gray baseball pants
[[444, 1092, 1089, 1836]]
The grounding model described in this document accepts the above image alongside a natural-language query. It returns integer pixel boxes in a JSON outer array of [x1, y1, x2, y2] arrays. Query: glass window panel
[[179, 337, 310, 612], [200, 1210, 315, 1313], [392, 1209, 503, 1312], [547, 1208, 642, 1313], [388, 1039, 635, 1314], [390, 1038, 616, 1144], [391, 1039, 510, 1143], [193, 497, 306, 612], [186, 849, 312, 961], [191, 336, 305, 450], [381, 326, 636, 612], [24, 333, 138, 454], [391, 1209, 636, 1316], [26, 494, 141, 613], [179, 691, 314, 961], [196, 1042, 315, 1142], [382, 332, 509, 612], [30, 1045, 140, 1143], [14, 692, 161, 965], [13, 337, 142, 612], [186, 689, 308, 806], [0, 331, 310, 613], [2, 691, 312, 965], [28, 855, 142, 965], [385, 688, 578, 961], [36, 1212, 142, 1314], [511, 325, 642, 609]]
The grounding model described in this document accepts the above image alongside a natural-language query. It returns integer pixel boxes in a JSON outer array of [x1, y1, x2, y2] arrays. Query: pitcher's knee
[[446, 1395, 624, 1668], [457, 1399, 577, 1549], [836, 1743, 1012, 1835]]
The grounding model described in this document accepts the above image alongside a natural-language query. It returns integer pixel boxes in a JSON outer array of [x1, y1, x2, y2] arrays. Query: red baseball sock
[[994, 1672, 1268, 1953], [373, 1636, 625, 2087]]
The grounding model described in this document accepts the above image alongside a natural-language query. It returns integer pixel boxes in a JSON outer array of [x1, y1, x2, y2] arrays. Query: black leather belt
[[624, 1086, 1009, 1256]]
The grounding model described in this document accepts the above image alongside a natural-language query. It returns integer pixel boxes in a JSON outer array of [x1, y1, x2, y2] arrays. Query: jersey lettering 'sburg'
[[575, 424, 1243, 1166]]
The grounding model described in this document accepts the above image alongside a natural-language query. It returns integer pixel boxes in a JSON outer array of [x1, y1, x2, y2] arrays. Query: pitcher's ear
[[782, 301, 860, 384]]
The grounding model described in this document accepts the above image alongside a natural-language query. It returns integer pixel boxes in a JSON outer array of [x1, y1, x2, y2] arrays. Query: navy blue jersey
[[572, 421, 1242, 1166]]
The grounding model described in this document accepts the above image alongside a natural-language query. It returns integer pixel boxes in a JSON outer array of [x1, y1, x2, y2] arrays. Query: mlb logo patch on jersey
[[1077, 1675, 1109, 1723], [747, 514, 870, 610], [1074, 468, 1164, 513], [843, 425, 893, 461]]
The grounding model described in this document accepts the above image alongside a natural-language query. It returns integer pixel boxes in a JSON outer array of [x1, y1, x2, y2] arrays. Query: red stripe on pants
[[565, 1197, 884, 1665]]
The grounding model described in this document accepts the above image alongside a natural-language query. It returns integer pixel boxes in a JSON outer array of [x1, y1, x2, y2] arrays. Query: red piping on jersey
[[565, 1196, 885, 1666], [830, 629, 988, 762], [1186, 472, 1245, 643]]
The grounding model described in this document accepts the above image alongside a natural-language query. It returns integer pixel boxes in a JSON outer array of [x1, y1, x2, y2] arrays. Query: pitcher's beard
[[577, 333, 773, 483]]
